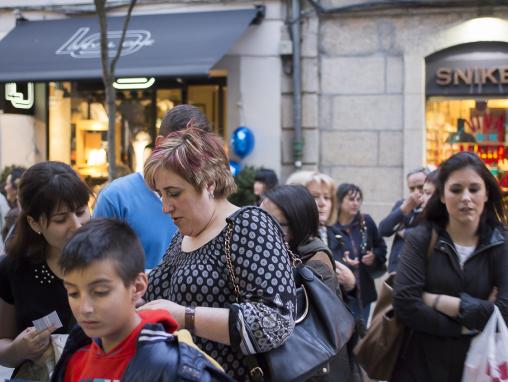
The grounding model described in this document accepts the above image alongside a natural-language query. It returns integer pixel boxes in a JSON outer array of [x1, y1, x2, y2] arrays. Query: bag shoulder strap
[[224, 221, 300, 302], [224, 222, 241, 301], [308, 251, 334, 273], [426, 228, 438, 258], [223, 221, 275, 382]]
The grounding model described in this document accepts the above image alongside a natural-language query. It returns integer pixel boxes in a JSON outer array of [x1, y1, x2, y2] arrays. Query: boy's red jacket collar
[[138, 309, 178, 333]]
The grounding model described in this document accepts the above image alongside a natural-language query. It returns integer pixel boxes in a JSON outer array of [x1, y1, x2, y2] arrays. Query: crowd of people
[[0, 104, 506, 382]]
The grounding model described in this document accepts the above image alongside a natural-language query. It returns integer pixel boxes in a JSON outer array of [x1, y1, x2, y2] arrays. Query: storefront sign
[[0, 9, 258, 81], [56, 27, 154, 59], [426, 42, 508, 96], [0, 82, 35, 115], [435, 67, 508, 86]]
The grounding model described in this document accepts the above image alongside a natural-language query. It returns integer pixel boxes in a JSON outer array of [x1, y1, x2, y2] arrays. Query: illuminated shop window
[[426, 98, 508, 188], [46, 79, 226, 190]]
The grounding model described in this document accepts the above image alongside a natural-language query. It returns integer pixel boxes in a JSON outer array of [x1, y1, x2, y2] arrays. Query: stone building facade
[[284, 1, 508, 219], [1, 0, 508, 221]]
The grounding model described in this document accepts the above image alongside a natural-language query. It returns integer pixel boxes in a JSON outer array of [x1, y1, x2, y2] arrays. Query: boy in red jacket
[[52, 218, 233, 382]]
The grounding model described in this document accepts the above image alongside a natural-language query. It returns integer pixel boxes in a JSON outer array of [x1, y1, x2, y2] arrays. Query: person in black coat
[[260, 184, 358, 382], [378, 167, 428, 272], [393, 151, 508, 382], [260, 185, 337, 290], [328, 183, 387, 324]]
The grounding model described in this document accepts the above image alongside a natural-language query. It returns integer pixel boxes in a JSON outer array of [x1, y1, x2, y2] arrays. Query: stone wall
[[319, 14, 406, 220], [294, 5, 508, 223], [281, 7, 321, 180]]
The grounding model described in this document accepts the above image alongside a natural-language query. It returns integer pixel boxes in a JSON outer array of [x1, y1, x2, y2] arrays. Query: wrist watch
[[185, 306, 196, 333]]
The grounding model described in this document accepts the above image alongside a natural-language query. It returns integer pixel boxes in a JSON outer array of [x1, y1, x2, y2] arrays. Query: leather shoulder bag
[[225, 221, 355, 382], [354, 228, 438, 380]]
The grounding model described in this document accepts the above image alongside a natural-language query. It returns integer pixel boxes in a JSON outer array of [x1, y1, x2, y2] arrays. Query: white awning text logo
[[56, 27, 154, 59]]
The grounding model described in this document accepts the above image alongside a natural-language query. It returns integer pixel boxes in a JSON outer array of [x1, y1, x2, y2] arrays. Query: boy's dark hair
[[263, 185, 319, 252], [60, 218, 145, 286], [254, 168, 279, 190]]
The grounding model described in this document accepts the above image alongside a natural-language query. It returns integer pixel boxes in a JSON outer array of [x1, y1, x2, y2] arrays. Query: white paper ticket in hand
[[33, 310, 63, 333]]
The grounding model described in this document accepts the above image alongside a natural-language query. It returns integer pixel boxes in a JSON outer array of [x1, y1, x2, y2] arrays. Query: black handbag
[[224, 221, 355, 382]]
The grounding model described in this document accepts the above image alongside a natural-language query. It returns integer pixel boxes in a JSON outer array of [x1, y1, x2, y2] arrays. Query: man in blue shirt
[[93, 104, 211, 269]]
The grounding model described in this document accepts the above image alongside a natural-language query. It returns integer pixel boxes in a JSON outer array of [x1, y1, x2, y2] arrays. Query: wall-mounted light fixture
[[113, 77, 155, 90], [452, 17, 508, 42]]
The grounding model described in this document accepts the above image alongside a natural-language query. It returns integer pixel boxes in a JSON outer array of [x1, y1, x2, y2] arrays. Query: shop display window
[[47, 79, 226, 190], [426, 98, 508, 189]]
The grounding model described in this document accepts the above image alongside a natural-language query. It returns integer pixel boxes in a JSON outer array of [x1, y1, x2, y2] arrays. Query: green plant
[[228, 165, 257, 206]]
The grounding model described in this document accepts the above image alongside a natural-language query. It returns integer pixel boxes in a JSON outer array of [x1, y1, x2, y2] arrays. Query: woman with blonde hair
[[287, 171, 356, 292], [141, 128, 296, 381]]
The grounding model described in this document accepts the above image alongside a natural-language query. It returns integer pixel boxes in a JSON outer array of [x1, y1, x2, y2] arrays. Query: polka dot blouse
[[145, 207, 296, 381]]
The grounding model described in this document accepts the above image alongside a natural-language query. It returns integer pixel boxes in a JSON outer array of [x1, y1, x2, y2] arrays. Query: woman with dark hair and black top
[[0, 162, 92, 373], [392, 151, 508, 381], [286, 171, 357, 294], [261, 184, 337, 289], [328, 183, 387, 325], [260, 184, 358, 382]]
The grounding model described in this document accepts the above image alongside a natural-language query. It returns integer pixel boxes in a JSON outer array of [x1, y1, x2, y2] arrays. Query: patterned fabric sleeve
[[227, 207, 296, 355]]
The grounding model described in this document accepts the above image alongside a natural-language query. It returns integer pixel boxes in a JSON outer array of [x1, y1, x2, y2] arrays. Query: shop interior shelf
[[471, 141, 508, 146]]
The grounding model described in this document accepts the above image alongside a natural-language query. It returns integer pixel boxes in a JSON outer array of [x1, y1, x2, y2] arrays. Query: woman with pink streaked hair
[[140, 128, 296, 381]]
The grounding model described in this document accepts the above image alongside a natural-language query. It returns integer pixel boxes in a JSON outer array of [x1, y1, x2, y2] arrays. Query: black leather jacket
[[378, 199, 421, 272], [51, 322, 235, 382], [393, 222, 508, 382]]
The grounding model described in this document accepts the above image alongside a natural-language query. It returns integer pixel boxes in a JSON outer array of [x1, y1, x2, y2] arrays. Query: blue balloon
[[231, 126, 255, 159], [229, 160, 242, 177]]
